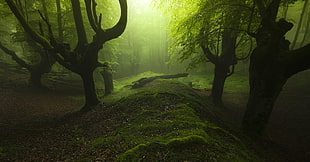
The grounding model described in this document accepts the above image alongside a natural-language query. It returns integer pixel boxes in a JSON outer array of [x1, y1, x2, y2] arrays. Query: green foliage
[[154, 0, 257, 69]]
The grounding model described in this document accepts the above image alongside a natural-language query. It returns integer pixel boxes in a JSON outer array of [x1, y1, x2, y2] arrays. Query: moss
[[77, 157, 92, 162], [117, 144, 147, 161], [89, 80, 260, 161], [118, 135, 210, 161], [0, 147, 5, 157], [166, 135, 208, 148]]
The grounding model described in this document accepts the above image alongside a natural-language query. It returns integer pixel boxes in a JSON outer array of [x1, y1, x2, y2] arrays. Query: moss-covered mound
[[92, 79, 260, 161]]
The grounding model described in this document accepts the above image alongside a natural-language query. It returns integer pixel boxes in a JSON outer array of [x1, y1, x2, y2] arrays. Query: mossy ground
[[1, 71, 306, 161], [89, 79, 260, 161]]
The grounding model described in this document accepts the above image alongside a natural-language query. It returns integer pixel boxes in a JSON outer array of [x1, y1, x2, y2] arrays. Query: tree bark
[[103, 72, 114, 95], [80, 71, 100, 112], [100, 66, 114, 95], [210, 29, 237, 106], [71, 0, 88, 48], [29, 71, 44, 87], [211, 65, 229, 106], [56, 0, 64, 41], [242, 1, 310, 136], [243, 47, 288, 135]]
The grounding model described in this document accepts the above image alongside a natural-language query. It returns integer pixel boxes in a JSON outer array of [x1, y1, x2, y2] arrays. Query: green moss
[[118, 135, 210, 161], [166, 135, 208, 148], [0, 147, 5, 157], [117, 144, 147, 161], [77, 157, 92, 162], [89, 80, 260, 161]]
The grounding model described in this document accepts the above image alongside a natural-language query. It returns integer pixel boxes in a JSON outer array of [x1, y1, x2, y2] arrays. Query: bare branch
[[101, 0, 127, 42], [0, 41, 32, 70], [247, 0, 257, 37], [71, 0, 88, 48], [84, 0, 99, 32], [5, 0, 52, 49], [92, 0, 98, 25], [286, 44, 310, 77], [226, 64, 235, 77], [261, 0, 281, 26], [56, 0, 64, 41], [200, 44, 217, 64], [37, 10, 56, 44]]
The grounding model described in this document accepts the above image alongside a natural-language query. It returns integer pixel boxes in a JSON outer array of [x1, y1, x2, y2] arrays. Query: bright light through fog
[[136, 0, 152, 6]]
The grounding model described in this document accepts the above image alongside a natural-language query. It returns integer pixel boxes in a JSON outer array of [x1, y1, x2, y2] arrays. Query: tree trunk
[[241, 0, 310, 135], [210, 29, 237, 106], [56, 0, 64, 41], [29, 71, 44, 87], [101, 68, 114, 95], [211, 65, 229, 106], [80, 71, 100, 112], [243, 57, 288, 135]]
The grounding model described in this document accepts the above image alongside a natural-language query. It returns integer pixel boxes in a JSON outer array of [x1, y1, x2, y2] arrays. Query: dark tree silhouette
[[201, 28, 238, 106], [242, 0, 310, 136], [5, 0, 128, 111], [0, 42, 54, 87], [0, 0, 55, 88]]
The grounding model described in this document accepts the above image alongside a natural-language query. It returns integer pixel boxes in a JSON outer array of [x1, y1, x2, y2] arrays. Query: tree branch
[[71, 0, 88, 48], [56, 0, 64, 42], [260, 0, 281, 26], [37, 10, 57, 45], [100, 0, 127, 42], [200, 44, 217, 64], [84, 0, 99, 32], [254, 0, 266, 16], [92, 0, 99, 25], [5, 0, 52, 49], [0, 41, 32, 70], [286, 44, 310, 77]]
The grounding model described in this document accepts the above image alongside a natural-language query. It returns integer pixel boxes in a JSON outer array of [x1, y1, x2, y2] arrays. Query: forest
[[0, 0, 309, 161]]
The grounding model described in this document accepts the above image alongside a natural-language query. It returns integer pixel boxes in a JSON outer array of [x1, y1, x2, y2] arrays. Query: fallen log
[[132, 73, 189, 89]]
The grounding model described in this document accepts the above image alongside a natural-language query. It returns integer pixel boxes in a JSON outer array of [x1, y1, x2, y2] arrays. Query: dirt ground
[[0, 67, 309, 160], [0, 69, 84, 126]]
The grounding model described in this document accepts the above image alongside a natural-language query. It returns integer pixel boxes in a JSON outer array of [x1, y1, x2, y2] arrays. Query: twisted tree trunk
[[242, 0, 310, 136]]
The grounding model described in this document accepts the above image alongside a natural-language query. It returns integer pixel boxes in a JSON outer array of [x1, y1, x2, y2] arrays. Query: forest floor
[[0, 64, 309, 161]]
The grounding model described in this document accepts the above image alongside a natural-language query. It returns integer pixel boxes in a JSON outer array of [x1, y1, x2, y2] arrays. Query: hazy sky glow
[[135, 0, 152, 6]]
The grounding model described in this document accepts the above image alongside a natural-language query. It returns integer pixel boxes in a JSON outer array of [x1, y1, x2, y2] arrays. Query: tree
[[0, 41, 54, 87], [0, 0, 55, 87], [242, 0, 310, 136], [155, 0, 255, 106], [4, 0, 128, 111]]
